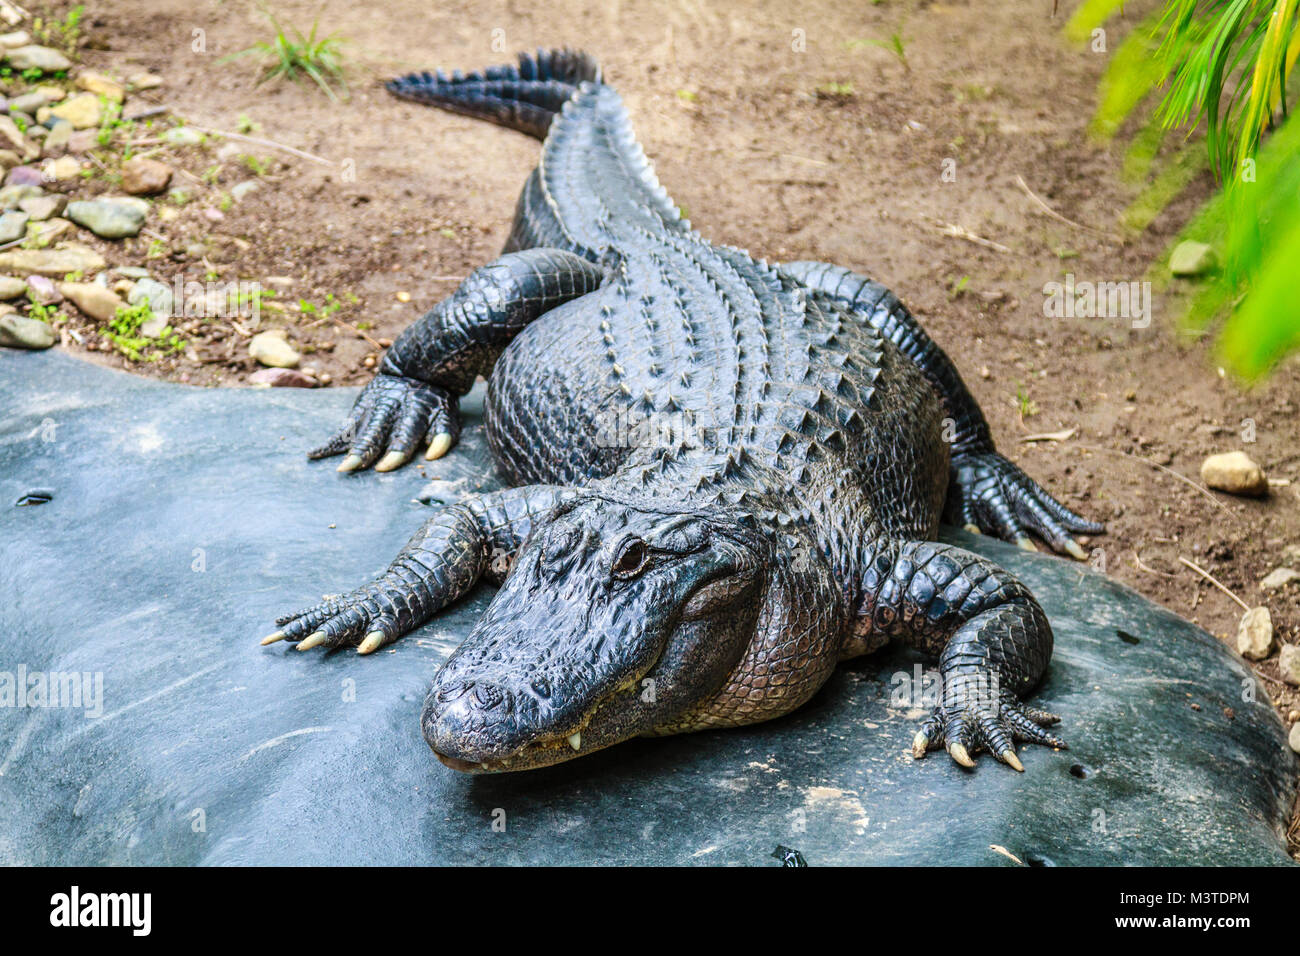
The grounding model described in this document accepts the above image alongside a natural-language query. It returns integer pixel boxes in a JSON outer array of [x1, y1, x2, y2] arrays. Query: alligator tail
[[386, 48, 601, 140]]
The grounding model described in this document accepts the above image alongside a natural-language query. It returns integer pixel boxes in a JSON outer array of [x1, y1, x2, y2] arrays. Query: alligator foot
[[308, 372, 461, 473], [947, 450, 1103, 560], [911, 687, 1065, 771], [263, 582, 415, 655]]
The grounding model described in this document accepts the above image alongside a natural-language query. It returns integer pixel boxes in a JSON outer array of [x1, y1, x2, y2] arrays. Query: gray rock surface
[[0, 350, 1294, 866]]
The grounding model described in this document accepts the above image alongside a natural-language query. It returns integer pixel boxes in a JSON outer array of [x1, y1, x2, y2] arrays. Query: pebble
[[0, 31, 29, 49], [49, 93, 103, 129], [65, 129, 97, 153], [161, 127, 203, 147], [45, 155, 80, 181], [1201, 451, 1269, 497], [128, 72, 163, 90], [60, 281, 123, 322], [18, 194, 65, 221], [140, 315, 168, 338], [1280, 644, 1300, 687], [74, 70, 125, 103], [121, 157, 172, 195], [0, 313, 54, 348], [0, 149, 19, 169], [26, 273, 59, 304], [249, 329, 300, 368], [5, 164, 42, 187], [1261, 567, 1300, 590], [4, 44, 72, 73], [230, 180, 259, 202], [1170, 241, 1218, 277], [0, 209, 27, 242], [1291, 723, 1300, 755], [42, 120, 72, 152], [35, 84, 64, 102], [0, 243, 105, 276], [26, 217, 71, 245], [0, 183, 40, 208], [0, 116, 37, 160], [0, 275, 23, 298], [67, 198, 147, 239], [127, 276, 173, 316], [6, 90, 51, 114], [249, 367, 315, 388], [1236, 605, 1275, 661], [115, 266, 151, 279]]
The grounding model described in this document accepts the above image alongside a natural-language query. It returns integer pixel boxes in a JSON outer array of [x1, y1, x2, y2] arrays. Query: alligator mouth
[[432, 669, 648, 773]]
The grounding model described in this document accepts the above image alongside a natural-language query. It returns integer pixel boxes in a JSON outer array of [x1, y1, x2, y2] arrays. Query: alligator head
[[421, 493, 843, 772]]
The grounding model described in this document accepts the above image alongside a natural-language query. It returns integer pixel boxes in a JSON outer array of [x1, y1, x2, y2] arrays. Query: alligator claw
[[358, 631, 386, 655], [309, 373, 460, 474], [913, 687, 1065, 771], [297, 631, 328, 651], [260, 630, 286, 646], [946, 450, 1103, 560]]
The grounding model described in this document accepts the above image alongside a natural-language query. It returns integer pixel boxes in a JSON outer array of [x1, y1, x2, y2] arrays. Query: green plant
[[26, 292, 61, 324], [221, 7, 347, 101], [240, 153, 270, 176], [104, 302, 185, 362], [1076, 1, 1300, 381], [34, 5, 85, 55]]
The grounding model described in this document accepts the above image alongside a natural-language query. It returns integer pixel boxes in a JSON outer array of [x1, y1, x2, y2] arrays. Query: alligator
[[261, 49, 1104, 774]]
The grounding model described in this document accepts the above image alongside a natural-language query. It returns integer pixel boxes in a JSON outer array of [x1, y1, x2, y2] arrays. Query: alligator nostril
[[435, 680, 471, 703], [473, 683, 505, 709]]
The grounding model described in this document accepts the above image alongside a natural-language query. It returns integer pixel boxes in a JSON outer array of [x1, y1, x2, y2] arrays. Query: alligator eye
[[612, 538, 649, 579]]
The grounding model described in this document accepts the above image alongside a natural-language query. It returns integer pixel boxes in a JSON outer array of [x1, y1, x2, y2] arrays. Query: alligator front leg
[[782, 261, 1103, 558], [311, 247, 605, 473], [261, 484, 575, 654], [860, 538, 1065, 770]]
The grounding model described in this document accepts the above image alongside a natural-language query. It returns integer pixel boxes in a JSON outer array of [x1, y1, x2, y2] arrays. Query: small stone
[[60, 281, 123, 322], [1291, 723, 1300, 755], [140, 315, 168, 338], [127, 277, 173, 316], [249, 367, 315, 388], [26, 217, 72, 245], [249, 329, 300, 368], [0, 313, 54, 349], [1169, 241, 1217, 277], [0, 209, 27, 242], [1279, 644, 1300, 686], [121, 157, 172, 195], [0, 275, 23, 298], [35, 85, 64, 102], [75, 70, 125, 103], [49, 93, 103, 130], [66, 129, 97, 153], [45, 155, 80, 181], [0, 243, 105, 276], [4, 45, 73, 73], [396, 291, 411, 302], [0, 116, 38, 160], [67, 198, 147, 239], [1201, 451, 1268, 497], [26, 273, 60, 304], [6, 90, 51, 114], [230, 179, 260, 202], [0, 31, 30, 49], [0, 149, 20, 169], [1236, 606, 1274, 661], [115, 266, 151, 279], [317, 371, 332, 386], [0, 183, 40, 209], [1260, 567, 1300, 590], [42, 121, 72, 152], [5, 165, 42, 187], [128, 72, 163, 91], [161, 127, 203, 147], [18, 194, 65, 221]]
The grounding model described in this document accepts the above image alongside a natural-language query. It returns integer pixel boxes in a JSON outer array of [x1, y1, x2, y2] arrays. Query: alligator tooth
[[567, 732, 582, 751]]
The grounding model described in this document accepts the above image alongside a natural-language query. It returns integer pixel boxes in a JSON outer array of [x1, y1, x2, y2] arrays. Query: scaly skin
[[263, 49, 1102, 774]]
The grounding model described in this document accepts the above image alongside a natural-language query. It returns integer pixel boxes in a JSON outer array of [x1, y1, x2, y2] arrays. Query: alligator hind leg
[[311, 248, 604, 473], [860, 538, 1065, 770], [262, 484, 575, 654], [783, 261, 1103, 558]]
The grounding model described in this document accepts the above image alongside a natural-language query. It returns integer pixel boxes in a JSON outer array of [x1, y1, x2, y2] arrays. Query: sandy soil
[[25, 0, 1300, 853]]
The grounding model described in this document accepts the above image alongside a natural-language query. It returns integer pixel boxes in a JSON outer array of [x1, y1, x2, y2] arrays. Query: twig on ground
[[1133, 550, 1176, 577], [185, 125, 337, 166], [919, 214, 1011, 253], [1014, 173, 1110, 237], [1178, 556, 1251, 612]]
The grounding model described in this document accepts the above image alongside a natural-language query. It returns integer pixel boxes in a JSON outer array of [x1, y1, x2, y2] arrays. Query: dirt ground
[[26, 0, 1300, 853]]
